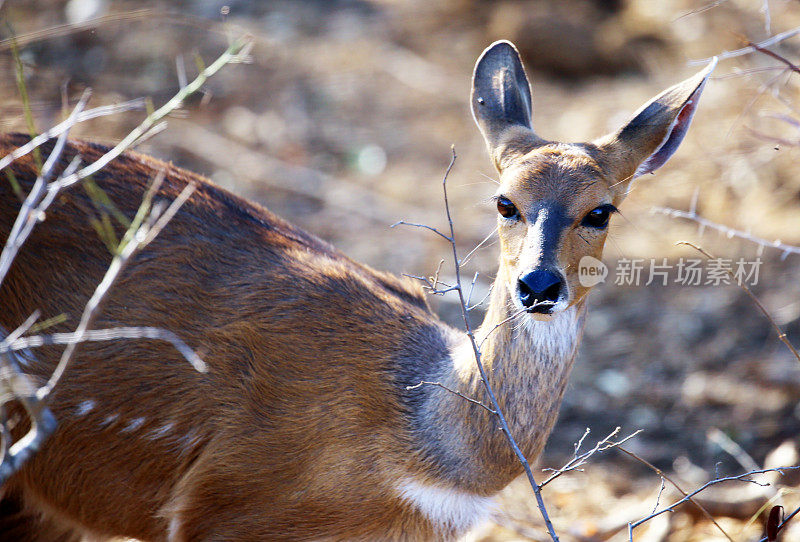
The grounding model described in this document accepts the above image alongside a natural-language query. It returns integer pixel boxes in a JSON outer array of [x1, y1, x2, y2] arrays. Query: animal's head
[[471, 40, 715, 319]]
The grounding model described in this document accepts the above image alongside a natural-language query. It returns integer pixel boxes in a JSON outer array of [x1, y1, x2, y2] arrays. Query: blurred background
[[1, 0, 800, 540]]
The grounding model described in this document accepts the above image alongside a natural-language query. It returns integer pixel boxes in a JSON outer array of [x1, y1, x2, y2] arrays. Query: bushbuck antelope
[[0, 41, 714, 541]]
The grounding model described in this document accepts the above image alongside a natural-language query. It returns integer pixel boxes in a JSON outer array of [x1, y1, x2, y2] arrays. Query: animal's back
[[0, 133, 450, 540]]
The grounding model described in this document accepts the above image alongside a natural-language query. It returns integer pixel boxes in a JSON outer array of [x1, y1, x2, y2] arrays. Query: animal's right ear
[[471, 40, 544, 171]]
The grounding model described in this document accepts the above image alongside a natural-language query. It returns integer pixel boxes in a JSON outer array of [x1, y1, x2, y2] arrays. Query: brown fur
[[0, 41, 713, 542], [0, 133, 447, 541]]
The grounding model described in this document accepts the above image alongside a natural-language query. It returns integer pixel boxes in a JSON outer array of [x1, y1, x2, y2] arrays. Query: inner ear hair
[[594, 57, 717, 185], [471, 41, 546, 171]]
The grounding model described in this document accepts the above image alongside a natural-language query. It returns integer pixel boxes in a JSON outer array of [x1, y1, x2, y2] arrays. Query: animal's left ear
[[595, 57, 717, 193]]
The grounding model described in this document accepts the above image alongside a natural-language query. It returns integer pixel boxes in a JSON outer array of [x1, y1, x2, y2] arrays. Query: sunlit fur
[[0, 42, 713, 542], [493, 143, 619, 316]]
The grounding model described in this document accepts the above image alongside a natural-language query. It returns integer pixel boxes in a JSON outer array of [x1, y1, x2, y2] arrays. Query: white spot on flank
[[121, 417, 146, 433], [397, 478, 496, 535], [74, 400, 96, 417], [101, 413, 119, 427], [176, 428, 201, 457], [146, 422, 175, 440]]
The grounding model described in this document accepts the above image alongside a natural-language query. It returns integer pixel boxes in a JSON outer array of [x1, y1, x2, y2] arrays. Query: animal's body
[[0, 42, 714, 541]]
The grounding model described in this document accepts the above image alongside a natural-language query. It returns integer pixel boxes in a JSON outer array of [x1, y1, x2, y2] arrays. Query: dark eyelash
[[597, 203, 619, 214]]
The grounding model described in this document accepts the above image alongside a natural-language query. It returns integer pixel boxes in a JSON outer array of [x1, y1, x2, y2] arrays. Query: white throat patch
[[397, 478, 496, 536]]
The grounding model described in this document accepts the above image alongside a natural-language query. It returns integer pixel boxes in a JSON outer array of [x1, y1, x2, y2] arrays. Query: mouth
[[525, 300, 556, 314]]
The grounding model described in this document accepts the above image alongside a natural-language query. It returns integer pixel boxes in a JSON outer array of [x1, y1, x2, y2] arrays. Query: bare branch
[[0, 98, 145, 173], [0, 345, 57, 486], [652, 201, 800, 260], [746, 38, 800, 76], [37, 177, 197, 400], [434, 147, 561, 541], [674, 0, 728, 22], [627, 461, 800, 539], [460, 226, 497, 266], [677, 241, 800, 364], [477, 308, 528, 351], [690, 25, 800, 64], [651, 477, 666, 515], [465, 272, 479, 308], [620, 446, 736, 542], [468, 282, 493, 312], [0, 92, 90, 289], [406, 381, 496, 415], [46, 37, 252, 194], [390, 220, 453, 243], [6, 326, 205, 373], [538, 427, 642, 489]]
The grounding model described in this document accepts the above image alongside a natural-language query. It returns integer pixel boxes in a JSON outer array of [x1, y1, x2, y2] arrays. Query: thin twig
[[468, 282, 494, 311], [538, 427, 642, 489], [746, 39, 800, 76], [406, 381, 497, 415], [465, 272, 479, 308], [690, 25, 800, 64], [477, 308, 529, 351], [0, 92, 89, 288], [0, 98, 145, 173], [37, 179, 198, 399], [5, 326, 205, 373], [3, 311, 41, 347], [759, 504, 800, 542], [627, 463, 800, 538], [677, 242, 800, 364], [674, 0, 728, 22], [620, 446, 736, 542], [438, 147, 560, 541], [390, 220, 453, 243], [652, 478, 667, 515], [652, 204, 800, 260], [46, 37, 251, 194], [461, 226, 498, 266], [0, 348, 56, 485]]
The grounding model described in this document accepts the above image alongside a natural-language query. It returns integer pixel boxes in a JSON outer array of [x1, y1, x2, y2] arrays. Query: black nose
[[518, 270, 563, 312]]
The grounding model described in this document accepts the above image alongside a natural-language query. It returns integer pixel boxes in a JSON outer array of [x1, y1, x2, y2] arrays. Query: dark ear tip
[[476, 40, 522, 68]]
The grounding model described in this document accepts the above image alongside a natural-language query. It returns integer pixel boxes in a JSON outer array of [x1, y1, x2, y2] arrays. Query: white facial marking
[[74, 400, 96, 417], [525, 207, 548, 268], [508, 207, 554, 308], [121, 417, 146, 433], [397, 478, 496, 535]]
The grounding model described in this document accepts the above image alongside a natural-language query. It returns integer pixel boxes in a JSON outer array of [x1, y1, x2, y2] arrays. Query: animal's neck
[[419, 274, 584, 493]]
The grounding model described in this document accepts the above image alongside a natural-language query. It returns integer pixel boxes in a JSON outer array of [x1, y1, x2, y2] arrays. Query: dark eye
[[581, 204, 616, 229], [496, 197, 518, 219]]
